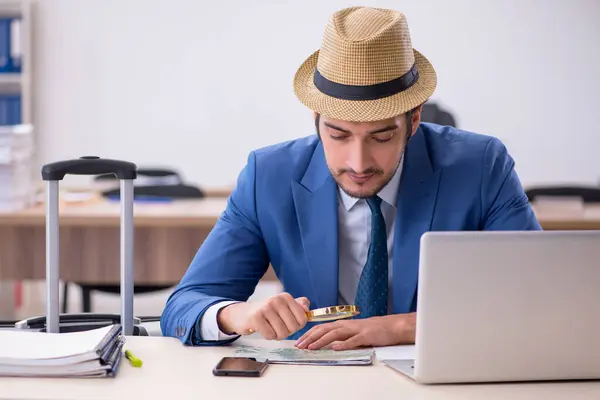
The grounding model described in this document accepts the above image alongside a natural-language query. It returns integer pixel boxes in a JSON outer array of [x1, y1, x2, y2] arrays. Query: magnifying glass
[[245, 305, 359, 334], [305, 305, 360, 322]]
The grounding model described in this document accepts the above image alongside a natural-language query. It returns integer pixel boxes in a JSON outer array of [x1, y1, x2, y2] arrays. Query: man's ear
[[409, 105, 423, 136], [314, 112, 321, 139]]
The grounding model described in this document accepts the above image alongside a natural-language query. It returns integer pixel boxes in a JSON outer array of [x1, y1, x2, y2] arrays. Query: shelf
[[0, 123, 32, 135], [0, 73, 21, 84], [0, 4, 22, 18], [0, 1, 31, 124]]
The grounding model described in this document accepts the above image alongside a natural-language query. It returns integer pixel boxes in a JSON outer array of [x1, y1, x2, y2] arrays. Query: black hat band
[[313, 64, 419, 101]]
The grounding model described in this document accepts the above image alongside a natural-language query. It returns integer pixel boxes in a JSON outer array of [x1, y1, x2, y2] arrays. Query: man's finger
[[296, 323, 337, 348], [296, 324, 328, 345], [263, 307, 290, 340], [279, 303, 302, 334], [332, 334, 365, 351], [287, 300, 309, 331], [296, 324, 318, 344], [295, 297, 310, 311], [270, 295, 303, 335], [307, 328, 352, 350], [252, 315, 276, 340]]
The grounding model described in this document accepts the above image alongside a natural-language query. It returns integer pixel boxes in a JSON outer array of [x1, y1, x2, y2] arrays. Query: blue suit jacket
[[160, 123, 542, 345]]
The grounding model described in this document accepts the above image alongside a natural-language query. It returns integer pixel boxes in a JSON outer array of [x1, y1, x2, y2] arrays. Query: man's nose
[[347, 142, 371, 173]]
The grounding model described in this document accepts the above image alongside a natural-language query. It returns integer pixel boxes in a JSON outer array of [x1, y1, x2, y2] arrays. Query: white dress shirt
[[199, 158, 404, 341]]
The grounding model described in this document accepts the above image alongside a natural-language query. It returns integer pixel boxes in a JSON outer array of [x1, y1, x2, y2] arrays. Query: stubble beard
[[331, 165, 398, 199]]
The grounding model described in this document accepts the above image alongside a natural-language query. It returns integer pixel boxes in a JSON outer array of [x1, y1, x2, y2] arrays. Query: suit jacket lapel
[[393, 127, 441, 313], [291, 141, 339, 308]]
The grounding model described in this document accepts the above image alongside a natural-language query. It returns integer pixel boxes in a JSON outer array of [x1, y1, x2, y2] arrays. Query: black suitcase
[[3, 157, 153, 335]]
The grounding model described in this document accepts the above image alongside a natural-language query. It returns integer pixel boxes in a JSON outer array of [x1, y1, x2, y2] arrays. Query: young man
[[160, 6, 541, 350]]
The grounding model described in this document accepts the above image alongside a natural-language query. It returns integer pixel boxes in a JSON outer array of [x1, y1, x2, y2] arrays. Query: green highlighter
[[124, 350, 143, 367]]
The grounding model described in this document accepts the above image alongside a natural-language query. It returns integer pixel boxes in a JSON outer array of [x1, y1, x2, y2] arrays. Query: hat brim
[[293, 49, 437, 122]]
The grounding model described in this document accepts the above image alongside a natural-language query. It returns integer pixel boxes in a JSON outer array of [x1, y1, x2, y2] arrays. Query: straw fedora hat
[[293, 6, 437, 122]]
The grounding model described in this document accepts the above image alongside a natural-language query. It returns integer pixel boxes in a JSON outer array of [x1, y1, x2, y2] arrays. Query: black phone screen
[[213, 357, 269, 377]]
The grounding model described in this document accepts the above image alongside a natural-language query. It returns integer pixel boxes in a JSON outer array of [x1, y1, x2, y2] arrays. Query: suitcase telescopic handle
[[41, 156, 138, 181], [42, 156, 137, 336]]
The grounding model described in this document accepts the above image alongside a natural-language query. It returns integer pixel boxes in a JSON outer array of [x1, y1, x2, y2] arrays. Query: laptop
[[384, 230, 600, 384]]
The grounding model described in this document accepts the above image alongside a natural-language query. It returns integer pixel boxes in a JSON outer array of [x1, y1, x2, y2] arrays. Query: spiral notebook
[[0, 324, 125, 378]]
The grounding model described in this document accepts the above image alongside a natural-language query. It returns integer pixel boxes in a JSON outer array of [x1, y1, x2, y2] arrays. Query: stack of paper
[[0, 124, 36, 211], [0, 324, 125, 378]]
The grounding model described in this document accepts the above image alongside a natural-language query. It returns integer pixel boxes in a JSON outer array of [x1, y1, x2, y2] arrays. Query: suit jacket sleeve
[[480, 138, 542, 231], [160, 151, 270, 345]]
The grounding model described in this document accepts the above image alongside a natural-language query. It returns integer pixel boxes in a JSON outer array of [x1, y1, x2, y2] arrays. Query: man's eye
[[372, 132, 395, 143], [329, 135, 347, 141], [373, 137, 392, 143]]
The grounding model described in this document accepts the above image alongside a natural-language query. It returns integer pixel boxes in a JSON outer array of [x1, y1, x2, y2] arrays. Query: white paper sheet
[[0, 324, 116, 366], [374, 345, 415, 361]]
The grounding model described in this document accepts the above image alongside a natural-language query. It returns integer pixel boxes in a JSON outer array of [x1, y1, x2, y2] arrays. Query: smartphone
[[212, 357, 269, 377]]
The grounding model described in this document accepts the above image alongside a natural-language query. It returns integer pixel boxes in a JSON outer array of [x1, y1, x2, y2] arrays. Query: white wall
[[32, 0, 600, 189]]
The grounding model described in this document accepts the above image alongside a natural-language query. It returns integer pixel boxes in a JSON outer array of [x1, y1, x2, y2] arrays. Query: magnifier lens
[[306, 305, 360, 322]]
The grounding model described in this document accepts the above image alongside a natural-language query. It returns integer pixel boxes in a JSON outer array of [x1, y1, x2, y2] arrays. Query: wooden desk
[[531, 203, 600, 230], [0, 337, 598, 400], [0, 198, 225, 227], [0, 198, 229, 284], [203, 186, 233, 198], [1, 199, 599, 284]]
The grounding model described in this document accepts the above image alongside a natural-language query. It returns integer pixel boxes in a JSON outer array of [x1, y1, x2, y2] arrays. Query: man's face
[[317, 108, 420, 199]]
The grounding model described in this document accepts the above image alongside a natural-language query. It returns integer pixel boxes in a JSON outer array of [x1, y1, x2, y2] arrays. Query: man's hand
[[295, 313, 416, 351], [217, 293, 310, 340]]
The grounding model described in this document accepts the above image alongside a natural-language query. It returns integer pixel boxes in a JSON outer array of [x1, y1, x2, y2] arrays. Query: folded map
[[233, 345, 374, 366]]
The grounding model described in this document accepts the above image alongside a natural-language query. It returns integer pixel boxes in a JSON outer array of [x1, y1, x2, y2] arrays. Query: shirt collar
[[338, 154, 404, 211]]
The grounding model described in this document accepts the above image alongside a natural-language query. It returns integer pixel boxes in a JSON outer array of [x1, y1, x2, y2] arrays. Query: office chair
[[101, 183, 205, 200], [420, 102, 457, 127], [95, 168, 184, 186], [525, 186, 600, 203], [61, 168, 205, 313]]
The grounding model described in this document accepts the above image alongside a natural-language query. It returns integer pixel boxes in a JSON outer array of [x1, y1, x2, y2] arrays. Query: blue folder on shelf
[[0, 93, 21, 125], [0, 16, 22, 73]]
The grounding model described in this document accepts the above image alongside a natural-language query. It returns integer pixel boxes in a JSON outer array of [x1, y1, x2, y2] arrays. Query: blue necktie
[[354, 196, 388, 319]]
